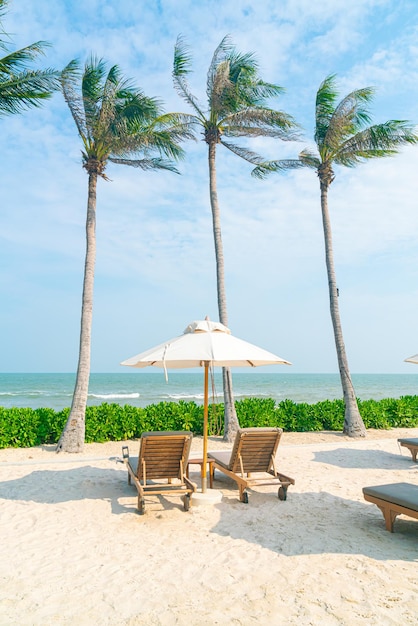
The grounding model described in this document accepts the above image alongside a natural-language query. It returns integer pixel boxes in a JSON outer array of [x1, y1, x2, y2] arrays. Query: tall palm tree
[[173, 35, 299, 441], [56, 57, 190, 453], [0, 0, 59, 116], [254, 74, 418, 437]]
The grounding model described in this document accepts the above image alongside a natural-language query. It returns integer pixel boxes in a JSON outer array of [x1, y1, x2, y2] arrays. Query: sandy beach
[[0, 428, 417, 625]]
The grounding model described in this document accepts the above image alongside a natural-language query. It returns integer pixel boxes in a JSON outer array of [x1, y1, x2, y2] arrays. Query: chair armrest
[[184, 475, 197, 492]]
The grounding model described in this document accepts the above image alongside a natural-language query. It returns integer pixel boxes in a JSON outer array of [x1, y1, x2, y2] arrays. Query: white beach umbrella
[[121, 318, 291, 492], [405, 354, 418, 364]]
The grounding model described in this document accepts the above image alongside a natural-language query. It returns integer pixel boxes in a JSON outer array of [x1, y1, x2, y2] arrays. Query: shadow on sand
[[0, 463, 190, 515], [208, 487, 418, 560], [1, 449, 417, 560], [312, 447, 416, 469]]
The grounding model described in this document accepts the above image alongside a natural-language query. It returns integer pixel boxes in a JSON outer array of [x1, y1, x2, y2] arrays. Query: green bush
[[235, 398, 277, 427], [315, 399, 345, 431], [1, 395, 418, 449], [390, 395, 418, 427], [0, 407, 39, 448]]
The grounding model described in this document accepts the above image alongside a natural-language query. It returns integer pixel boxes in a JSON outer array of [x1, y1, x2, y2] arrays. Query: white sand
[[0, 428, 417, 625]]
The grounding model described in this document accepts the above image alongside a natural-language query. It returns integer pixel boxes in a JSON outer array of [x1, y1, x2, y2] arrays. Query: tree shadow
[[312, 447, 415, 469], [0, 464, 188, 515], [209, 489, 418, 560]]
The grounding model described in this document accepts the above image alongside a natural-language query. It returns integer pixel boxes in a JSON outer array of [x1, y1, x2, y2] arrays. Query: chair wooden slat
[[122, 431, 196, 515], [208, 427, 294, 503]]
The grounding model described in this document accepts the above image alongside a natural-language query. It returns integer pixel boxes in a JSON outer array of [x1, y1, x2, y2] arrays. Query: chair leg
[[239, 484, 249, 503], [377, 504, 397, 532], [278, 486, 287, 501], [209, 461, 214, 489], [138, 496, 145, 515]]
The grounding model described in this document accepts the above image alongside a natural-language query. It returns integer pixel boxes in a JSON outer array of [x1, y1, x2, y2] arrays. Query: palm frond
[[81, 56, 107, 102], [81, 56, 108, 132], [299, 148, 321, 169], [227, 49, 259, 80], [98, 75, 160, 151], [332, 87, 374, 130], [118, 126, 186, 161], [96, 64, 121, 135], [232, 58, 284, 107], [220, 139, 267, 165], [173, 35, 204, 117], [0, 30, 59, 116], [241, 79, 284, 104], [206, 34, 233, 101], [0, 40, 51, 74], [173, 34, 193, 77], [60, 59, 87, 141], [224, 59, 283, 111], [335, 120, 418, 166], [150, 111, 198, 142], [325, 87, 375, 154], [209, 59, 232, 116], [315, 74, 338, 149], [0, 0, 9, 20], [0, 68, 60, 115], [116, 90, 161, 125], [60, 58, 80, 83], [114, 111, 195, 159], [62, 56, 188, 177], [206, 36, 284, 117], [251, 158, 306, 179], [221, 108, 301, 140], [108, 156, 180, 173], [229, 51, 271, 107]]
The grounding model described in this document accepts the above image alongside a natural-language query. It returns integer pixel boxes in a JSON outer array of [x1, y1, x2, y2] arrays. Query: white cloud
[[1, 0, 418, 373]]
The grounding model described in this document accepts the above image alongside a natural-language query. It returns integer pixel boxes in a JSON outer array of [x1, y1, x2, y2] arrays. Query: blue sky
[[1, 0, 418, 374]]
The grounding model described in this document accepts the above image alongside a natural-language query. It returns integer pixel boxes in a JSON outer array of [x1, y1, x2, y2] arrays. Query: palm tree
[[0, 0, 59, 116], [56, 57, 190, 453], [253, 74, 418, 437], [173, 35, 299, 441]]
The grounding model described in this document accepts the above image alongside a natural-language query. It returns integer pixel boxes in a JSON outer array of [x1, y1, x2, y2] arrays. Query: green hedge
[[1, 396, 418, 449]]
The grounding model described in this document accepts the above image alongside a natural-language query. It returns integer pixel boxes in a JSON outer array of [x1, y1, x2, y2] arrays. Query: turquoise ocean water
[[1, 372, 418, 411]]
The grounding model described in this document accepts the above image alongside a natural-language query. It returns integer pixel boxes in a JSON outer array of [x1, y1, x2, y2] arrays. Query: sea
[[1, 372, 418, 411]]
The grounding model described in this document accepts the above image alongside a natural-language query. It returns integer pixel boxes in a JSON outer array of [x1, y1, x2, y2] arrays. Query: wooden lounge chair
[[122, 431, 197, 515], [398, 438, 418, 462], [363, 483, 418, 532], [208, 427, 295, 503]]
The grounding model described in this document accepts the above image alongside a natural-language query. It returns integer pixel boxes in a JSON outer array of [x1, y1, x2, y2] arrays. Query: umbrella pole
[[202, 362, 209, 493]]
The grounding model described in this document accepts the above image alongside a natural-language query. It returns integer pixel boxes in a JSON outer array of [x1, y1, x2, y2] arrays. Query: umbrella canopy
[[405, 354, 418, 364], [121, 319, 292, 369], [121, 319, 291, 492]]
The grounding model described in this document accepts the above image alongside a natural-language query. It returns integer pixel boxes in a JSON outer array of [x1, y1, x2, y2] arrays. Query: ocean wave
[[89, 392, 140, 399], [165, 391, 272, 401], [166, 393, 206, 400], [232, 391, 271, 398], [0, 390, 66, 397]]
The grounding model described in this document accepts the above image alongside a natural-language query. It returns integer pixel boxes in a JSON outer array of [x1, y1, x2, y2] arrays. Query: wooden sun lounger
[[122, 431, 197, 515], [208, 427, 295, 503], [362, 483, 418, 532], [398, 438, 418, 462]]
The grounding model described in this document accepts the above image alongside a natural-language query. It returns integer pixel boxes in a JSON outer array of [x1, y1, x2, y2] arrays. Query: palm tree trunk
[[208, 140, 240, 442], [320, 179, 366, 437], [56, 172, 98, 452]]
